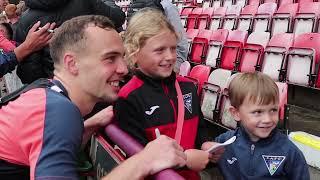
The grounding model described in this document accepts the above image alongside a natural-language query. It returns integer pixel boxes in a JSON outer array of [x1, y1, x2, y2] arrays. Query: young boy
[[212, 72, 310, 180]]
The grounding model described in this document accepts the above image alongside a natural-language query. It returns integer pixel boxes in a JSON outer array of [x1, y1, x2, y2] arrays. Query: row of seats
[[185, 29, 320, 88], [181, 2, 320, 37]]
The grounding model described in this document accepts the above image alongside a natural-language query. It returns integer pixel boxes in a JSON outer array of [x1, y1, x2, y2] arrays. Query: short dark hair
[[0, 23, 13, 40], [50, 15, 115, 65]]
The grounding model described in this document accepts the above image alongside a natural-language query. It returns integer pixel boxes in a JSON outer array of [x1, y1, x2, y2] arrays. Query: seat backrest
[[297, 2, 320, 14], [268, 33, 294, 49], [189, 65, 211, 93], [186, 28, 200, 40], [278, 0, 294, 7], [210, 29, 229, 42], [241, 4, 259, 15], [227, 30, 248, 42], [181, 7, 195, 16], [186, 14, 198, 29], [247, 0, 260, 6], [276, 3, 298, 16], [293, 33, 320, 64], [202, 7, 215, 16], [257, 2, 277, 15], [179, 61, 191, 76], [226, 5, 242, 16], [208, 68, 232, 88], [214, 6, 227, 16], [246, 31, 270, 48], [192, 7, 204, 14]]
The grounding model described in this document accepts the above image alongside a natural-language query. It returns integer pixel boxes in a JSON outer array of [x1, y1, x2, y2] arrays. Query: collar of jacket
[[235, 125, 279, 146], [135, 70, 176, 89]]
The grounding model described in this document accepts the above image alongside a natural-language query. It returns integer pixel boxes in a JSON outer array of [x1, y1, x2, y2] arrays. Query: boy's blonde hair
[[124, 8, 178, 67], [229, 72, 279, 108]]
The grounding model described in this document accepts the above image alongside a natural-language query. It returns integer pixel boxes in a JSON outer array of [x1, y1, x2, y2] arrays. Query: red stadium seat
[[188, 65, 211, 94], [186, 28, 199, 53], [221, 5, 242, 30], [284, 33, 320, 86], [209, 7, 227, 30], [189, 29, 212, 64], [236, 4, 259, 31], [270, 3, 298, 36], [206, 29, 229, 68], [252, 3, 277, 32], [197, 8, 214, 29], [260, 33, 294, 81], [238, 31, 270, 72], [293, 2, 320, 36]]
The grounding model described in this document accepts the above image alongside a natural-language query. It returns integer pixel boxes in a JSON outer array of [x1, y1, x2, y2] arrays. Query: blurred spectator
[[4, 4, 18, 24], [0, 0, 8, 12], [15, 0, 27, 16], [14, 0, 126, 84], [0, 14, 7, 23], [0, 22, 15, 52]]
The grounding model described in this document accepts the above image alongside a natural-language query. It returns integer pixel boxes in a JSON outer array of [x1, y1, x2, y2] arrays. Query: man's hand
[[201, 141, 225, 163], [138, 135, 187, 176], [14, 21, 56, 61], [184, 149, 209, 171]]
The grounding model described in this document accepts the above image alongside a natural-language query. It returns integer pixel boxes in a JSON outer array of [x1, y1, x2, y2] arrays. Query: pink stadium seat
[[202, 0, 213, 8], [188, 65, 211, 94], [278, 0, 294, 7], [212, 0, 223, 9], [189, 29, 212, 64], [247, 0, 261, 6], [293, 2, 320, 36], [252, 3, 277, 32], [221, 5, 242, 30], [260, 33, 294, 81], [238, 31, 270, 72], [192, 7, 204, 14], [222, 0, 233, 8], [284, 33, 320, 86], [206, 29, 229, 68], [271, 3, 298, 36], [179, 61, 191, 76], [275, 82, 288, 121], [180, 6, 195, 27], [236, 4, 259, 31], [209, 7, 227, 30], [186, 28, 199, 53]]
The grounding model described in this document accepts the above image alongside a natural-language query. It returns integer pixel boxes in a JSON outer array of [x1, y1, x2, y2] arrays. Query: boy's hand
[[184, 149, 209, 171], [201, 141, 225, 163]]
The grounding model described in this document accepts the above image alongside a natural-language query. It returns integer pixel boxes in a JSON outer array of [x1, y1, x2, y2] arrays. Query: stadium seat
[[236, 4, 259, 32], [252, 3, 277, 32], [316, 69, 320, 88], [186, 28, 199, 53], [293, 2, 320, 37], [222, 0, 233, 8], [186, 14, 198, 29], [180, 6, 195, 27], [220, 30, 248, 70], [270, 3, 298, 36], [260, 33, 294, 81], [219, 88, 237, 129], [238, 31, 270, 72], [189, 29, 212, 64], [209, 7, 227, 30], [179, 61, 191, 76], [235, 0, 247, 8], [247, 0, 261, 6], [278, 0, 294, 7], [188, 65, 211, 94], [197, 8, 215, 29], [275, 82, 288, 121], [206, 29, 229, 68], [202, 0, 212, 8], [284, 33, 320, 86], [221, 5, 242, 30], [201, 69, 232, 121], [212, 0, 223, 9]]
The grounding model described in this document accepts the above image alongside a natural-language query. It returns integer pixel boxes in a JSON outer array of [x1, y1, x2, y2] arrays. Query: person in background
[[14, 0, 126, 84]]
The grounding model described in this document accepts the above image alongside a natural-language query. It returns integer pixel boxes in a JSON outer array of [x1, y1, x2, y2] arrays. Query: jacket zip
[[249, 144, 255, 175]]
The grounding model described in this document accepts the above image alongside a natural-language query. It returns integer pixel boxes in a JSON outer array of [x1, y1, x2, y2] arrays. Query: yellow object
[[290, 132, 320, 151]]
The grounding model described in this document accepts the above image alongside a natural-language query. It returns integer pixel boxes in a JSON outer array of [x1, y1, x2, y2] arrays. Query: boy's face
[[134, 29, 177, 79], [230, 97, 279, 142]]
